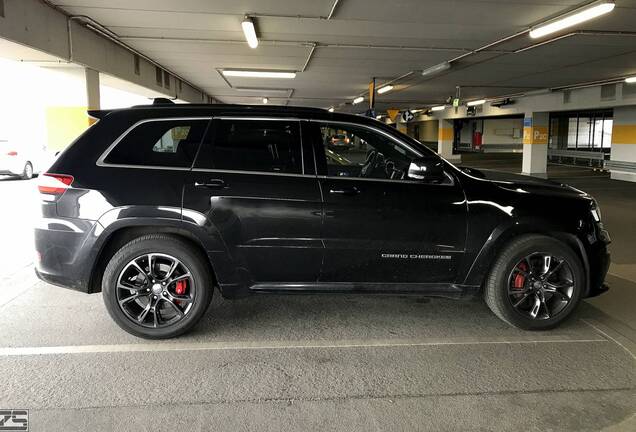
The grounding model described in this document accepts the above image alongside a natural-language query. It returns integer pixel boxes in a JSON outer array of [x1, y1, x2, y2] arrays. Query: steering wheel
[[360, 149, 377, 177]]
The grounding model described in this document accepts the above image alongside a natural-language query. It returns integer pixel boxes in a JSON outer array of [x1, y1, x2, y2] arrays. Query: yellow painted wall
[[46, 106, 90, 151], [611, 124, 636, 145]]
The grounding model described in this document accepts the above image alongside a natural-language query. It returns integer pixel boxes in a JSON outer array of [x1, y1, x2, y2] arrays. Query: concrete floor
[[0, 161, 634, 431]]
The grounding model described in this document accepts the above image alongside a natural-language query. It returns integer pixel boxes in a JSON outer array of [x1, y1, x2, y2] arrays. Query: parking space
[[2, 1, 636, 430], [1, 165, 634, 431]]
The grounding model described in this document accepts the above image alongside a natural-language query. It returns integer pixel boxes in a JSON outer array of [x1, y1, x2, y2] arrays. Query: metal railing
[[604, 160, 636, 174], [548, 149, 607, 167]]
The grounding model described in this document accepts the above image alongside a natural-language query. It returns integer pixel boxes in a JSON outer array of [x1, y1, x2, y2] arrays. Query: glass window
[[567, 117, 578, 149], [104, 119, 208, 167], [201, 119, 302, 174], [319, 123, 419, 180], [577, 117, 592, 149], [602, 119, 613, 148]]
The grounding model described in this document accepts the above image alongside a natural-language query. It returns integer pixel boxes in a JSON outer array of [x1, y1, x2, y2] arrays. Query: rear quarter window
[[103, 119, 210, 168]]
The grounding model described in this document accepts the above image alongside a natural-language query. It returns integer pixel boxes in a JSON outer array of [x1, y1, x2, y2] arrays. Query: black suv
[[35, 103, 610, 338]]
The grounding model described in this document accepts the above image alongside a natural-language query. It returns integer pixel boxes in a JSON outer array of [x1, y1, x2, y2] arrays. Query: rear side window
[[103, 119, 209, 168], [196, 119, 302, 174]]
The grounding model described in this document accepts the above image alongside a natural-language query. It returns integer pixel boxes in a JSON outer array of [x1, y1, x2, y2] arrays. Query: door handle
[[194, 179, 227, 189], [329, 186, 360, 196]]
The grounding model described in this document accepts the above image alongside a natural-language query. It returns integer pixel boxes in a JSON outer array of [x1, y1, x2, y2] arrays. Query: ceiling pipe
[[117, 36, 505, 54], [550, 76, 633, 91], [301, 43, 318, 72], [327, 0, 341, 19], [39, 0, 210, 101], [515, 29, 636, 53]]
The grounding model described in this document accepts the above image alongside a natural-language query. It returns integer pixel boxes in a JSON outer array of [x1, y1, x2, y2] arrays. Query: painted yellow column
[[609, 106, 636, 182], [45, 68, 100, 151], [522, 112, 549, 177], [437, 118, 454, 158], [85, 68, 101, 125]]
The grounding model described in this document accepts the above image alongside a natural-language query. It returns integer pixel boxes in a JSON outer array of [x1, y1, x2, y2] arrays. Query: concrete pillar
[[438, 118, 460, 161], [609, 106, 636, 182], [522, 112, 549, 177], [84, 68, 100, 115]]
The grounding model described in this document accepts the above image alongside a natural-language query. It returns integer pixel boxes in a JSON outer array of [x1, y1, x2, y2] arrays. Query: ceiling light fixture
[[241, 16, 259, 48], [262, 97, 269, 104], [421, 61, 451, 77], [431, 105, 446, 111], [328, 107, 335, 112], [222, 70, 297, 79], [529, 1, 615, 39], [625, 76, 636, 84], [467, 99, 486, 106], [377, 85, 393, 94], [352, 96, 364, 104]]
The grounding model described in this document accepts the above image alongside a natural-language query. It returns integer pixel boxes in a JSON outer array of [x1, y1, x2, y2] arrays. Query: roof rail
[[153, 98, 175, 105]]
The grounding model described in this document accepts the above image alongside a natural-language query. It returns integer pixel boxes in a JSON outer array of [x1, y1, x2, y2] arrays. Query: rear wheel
[[21, 162, 33, 180], [484, 235, 584, 330], [102, 234, 213, 339]]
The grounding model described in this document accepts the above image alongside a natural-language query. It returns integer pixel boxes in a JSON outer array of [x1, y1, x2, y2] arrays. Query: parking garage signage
[[523, 118, 548, 145], [399, 110, 414, 123]]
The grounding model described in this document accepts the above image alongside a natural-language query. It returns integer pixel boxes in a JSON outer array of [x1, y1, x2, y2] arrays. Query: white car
[[0, 139, 52, 180]]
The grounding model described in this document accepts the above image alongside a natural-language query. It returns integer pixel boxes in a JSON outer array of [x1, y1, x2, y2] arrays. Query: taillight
[[7, 151, 17, 156], [38, 173, 74, 197]]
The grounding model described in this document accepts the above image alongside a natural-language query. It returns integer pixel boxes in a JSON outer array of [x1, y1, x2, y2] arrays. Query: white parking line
[[0, 336, 608, 357]]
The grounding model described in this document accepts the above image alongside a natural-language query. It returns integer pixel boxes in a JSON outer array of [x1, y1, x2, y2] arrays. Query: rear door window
[[195, 119, 302, 174], [103, 119, 210, 168]]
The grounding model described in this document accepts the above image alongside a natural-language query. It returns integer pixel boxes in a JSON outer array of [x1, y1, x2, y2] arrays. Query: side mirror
[[407, 158, 446, 183]]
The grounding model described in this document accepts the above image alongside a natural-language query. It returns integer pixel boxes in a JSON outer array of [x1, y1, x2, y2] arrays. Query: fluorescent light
[[431, 105, 446, 111], [222, 70, 296, 79], [377, 85, 393, 94], [262, 97, 269, 104], [529, 1, 615, 39], [352, 96, 364, 104], [328, 107, 335, 112], [467, 99, 486, 106], [421, 61, 451, 77], [626, 76, 636, 84], [241, 16, 259, 48]]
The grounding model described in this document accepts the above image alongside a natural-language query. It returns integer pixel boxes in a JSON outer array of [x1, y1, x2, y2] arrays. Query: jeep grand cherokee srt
[[35, 102, 610, 338]]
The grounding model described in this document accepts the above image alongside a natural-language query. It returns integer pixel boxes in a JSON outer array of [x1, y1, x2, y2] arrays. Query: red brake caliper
[[175, 279, 187, 295], [513, 262, 528, 290]]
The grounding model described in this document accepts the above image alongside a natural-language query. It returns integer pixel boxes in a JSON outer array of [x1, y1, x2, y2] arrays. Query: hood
[[459, 167, 588, 199]]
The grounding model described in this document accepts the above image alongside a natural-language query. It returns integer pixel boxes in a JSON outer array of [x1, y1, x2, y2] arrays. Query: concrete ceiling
[[49, 0, 636, 113]]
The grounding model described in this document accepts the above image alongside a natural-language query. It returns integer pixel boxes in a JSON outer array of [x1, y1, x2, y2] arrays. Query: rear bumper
[[34, 218, 100, 293]]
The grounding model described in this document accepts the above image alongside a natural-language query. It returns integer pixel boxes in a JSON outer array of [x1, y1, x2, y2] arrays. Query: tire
[[484, 234, 584, 330], [102, 234, 213, 339], [21, 162, 33, 180]]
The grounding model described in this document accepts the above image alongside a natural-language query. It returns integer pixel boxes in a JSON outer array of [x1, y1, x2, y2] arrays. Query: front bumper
[[586, 229, 611, 297]]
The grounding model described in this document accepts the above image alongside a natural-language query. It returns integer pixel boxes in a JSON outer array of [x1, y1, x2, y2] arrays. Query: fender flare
[[461, 219, 590, 295]]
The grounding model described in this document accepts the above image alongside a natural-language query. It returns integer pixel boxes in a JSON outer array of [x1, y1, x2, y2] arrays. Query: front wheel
[[102, 234, 213, 339], [484, 235, 584, 330]]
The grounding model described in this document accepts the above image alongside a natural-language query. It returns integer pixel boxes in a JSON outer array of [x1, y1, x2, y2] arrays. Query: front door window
[[319, 123, 418, 180]]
